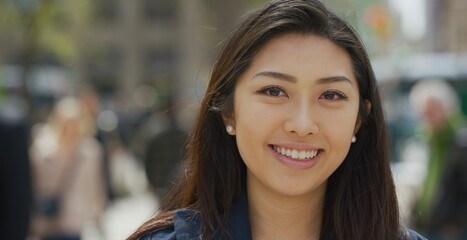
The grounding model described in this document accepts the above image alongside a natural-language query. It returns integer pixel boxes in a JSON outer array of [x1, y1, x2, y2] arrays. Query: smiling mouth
[[271, 145, 320, 161]]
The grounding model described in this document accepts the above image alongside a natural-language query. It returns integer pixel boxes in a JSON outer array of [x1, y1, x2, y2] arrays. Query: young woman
[[129, 0, 426, 239]]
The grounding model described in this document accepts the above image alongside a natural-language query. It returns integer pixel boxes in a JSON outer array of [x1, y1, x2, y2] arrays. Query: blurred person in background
[[0, 88, 33, 240], [144, 98, 188, 198], [409, 79, 467, 239], [29, 97, 106, 240], [79, 86, 116, 203], [0, 120, 32, 240]]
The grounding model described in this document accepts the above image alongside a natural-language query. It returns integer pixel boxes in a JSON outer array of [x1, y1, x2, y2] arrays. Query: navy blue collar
[[172, 209, 201, 239], [172, 190, 252, 240]]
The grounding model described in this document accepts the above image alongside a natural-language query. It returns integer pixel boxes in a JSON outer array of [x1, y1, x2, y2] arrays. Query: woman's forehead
[[243, 33, 356, 85]]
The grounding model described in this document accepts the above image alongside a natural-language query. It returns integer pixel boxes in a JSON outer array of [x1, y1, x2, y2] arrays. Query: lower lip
[[269, 146, 321, 169]]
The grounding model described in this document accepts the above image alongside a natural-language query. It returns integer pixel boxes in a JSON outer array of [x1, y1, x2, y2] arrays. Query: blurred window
[[94, 0, 118, 22], [144, 47, 177, 96], [142, 0, 178, 21], [86, 46, 122, 94], [144, 47, 176, 75]]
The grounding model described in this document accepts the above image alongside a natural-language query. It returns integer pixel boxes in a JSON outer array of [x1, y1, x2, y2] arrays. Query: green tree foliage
[[0, 0, 92, 64]]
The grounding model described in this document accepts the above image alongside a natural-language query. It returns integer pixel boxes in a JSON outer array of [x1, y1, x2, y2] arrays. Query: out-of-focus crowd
[[0, 84, 188, 240]]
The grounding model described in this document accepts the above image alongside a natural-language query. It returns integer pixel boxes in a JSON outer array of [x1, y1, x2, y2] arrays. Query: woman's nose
[[283, 103, 319, 137]]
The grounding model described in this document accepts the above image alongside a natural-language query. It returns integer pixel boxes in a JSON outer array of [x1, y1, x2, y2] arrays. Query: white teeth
[[273, 146, 318, 160], [299, 151, 306, 159], [291, 150, 299, 158]]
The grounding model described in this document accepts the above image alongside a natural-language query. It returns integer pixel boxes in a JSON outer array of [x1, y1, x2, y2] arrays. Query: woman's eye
[[257, 86, 287, 97], [320, 90, 347, 101]]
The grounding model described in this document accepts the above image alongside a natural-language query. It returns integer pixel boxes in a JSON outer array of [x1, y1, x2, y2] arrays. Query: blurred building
[[427, 0, 467, 52], [1, 0, 466, 93], [0, 0, 260, 123], [324, 0, 467, 54]]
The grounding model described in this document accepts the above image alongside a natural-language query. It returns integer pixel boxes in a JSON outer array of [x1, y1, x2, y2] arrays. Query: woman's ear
[[365, 100, 372, 114], [354, 100, 371, 134]]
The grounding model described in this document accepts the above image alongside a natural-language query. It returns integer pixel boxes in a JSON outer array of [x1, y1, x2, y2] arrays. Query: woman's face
[[227, 33, 361, 198]]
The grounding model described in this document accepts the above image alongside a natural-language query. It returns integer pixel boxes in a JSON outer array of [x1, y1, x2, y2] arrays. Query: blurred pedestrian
[[79, 86, 116, 202], [144, 99, 187, 198], [0, 82, 33, 240], [409, 79, 467, 239], [128, 0, 425, 239], [29, 97, 106, 240], [0, 120, 33, 240]]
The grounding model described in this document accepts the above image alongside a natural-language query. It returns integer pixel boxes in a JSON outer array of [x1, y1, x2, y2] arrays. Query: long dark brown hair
[[129, 0, 404, 239]]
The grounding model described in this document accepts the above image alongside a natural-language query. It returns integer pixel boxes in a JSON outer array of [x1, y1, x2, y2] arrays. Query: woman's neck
[[247, 176, 325, 240]]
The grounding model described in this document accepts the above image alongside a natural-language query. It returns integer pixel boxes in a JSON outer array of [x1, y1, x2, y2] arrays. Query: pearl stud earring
[[351, 135, 357, 143], [226, 125, 234, 134]]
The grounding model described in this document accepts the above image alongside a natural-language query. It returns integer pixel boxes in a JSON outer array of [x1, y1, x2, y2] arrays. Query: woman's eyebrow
[[252, 71, 297, 83], [252, 71, 353, 85], [316, 76, 352, 85]]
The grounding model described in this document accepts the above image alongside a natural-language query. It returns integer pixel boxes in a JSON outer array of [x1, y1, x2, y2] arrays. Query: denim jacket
[[140, 190, 251, 240], [139, 191, 426, 240]]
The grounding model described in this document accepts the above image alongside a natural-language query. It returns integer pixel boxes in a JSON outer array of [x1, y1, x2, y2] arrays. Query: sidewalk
[[83, 191, 159, 240]]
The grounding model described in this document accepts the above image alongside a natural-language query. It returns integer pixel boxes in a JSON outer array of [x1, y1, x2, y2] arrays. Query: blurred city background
[[0, 0, 466, 239]]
